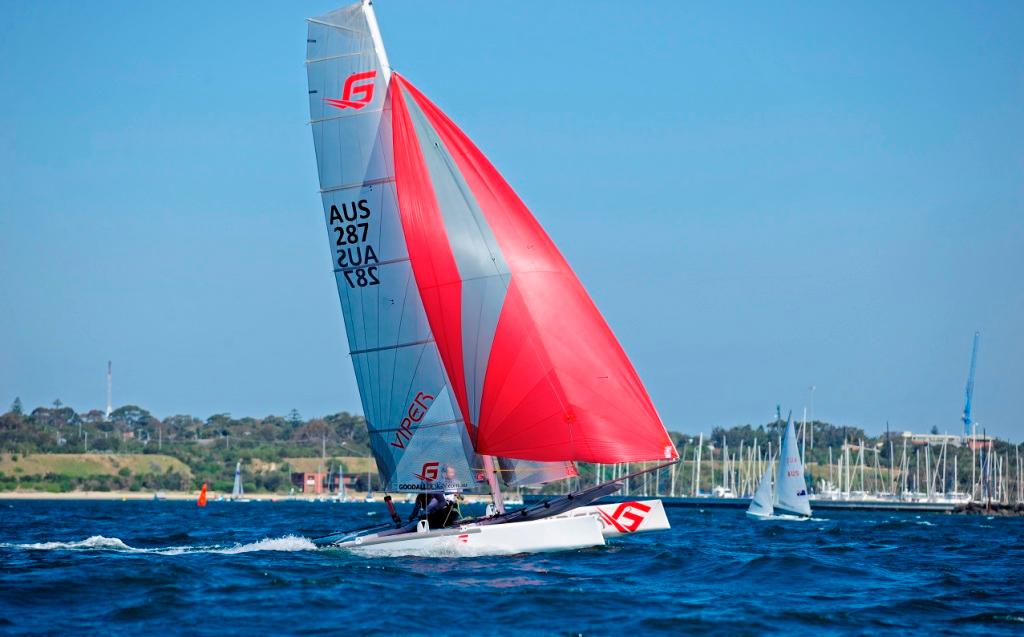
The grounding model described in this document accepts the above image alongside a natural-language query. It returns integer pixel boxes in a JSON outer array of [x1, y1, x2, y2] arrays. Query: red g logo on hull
[[324, 70, 377, 110], [597, 501, 651, 533]]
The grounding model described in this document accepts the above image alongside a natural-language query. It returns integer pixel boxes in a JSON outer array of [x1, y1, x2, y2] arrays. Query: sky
[[1, 1, 1022, 441]]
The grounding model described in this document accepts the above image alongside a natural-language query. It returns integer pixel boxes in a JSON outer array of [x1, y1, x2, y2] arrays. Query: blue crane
[[962, 331, 980, 437]]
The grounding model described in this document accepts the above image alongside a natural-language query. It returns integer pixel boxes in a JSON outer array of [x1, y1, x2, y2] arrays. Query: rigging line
[[309, 107, 385, 125], [333, 256, 410, 275], [305, 51, 366, 65], [319, 176, 395, 195], [369, 418, 463, 434], [305, 18, 361, 34], [349, 338, 433, 356]]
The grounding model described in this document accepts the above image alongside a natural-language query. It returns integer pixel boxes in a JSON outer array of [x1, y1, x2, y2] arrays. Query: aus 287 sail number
[[329, 199, 380, 288]]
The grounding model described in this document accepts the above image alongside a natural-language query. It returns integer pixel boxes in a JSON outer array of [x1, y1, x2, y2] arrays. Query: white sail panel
[[747, 461, 774, 517]]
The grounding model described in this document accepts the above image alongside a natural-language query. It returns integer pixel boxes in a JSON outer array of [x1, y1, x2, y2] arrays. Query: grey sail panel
[[497, 458, 578, 488], [306, 2, 482, 492], [747, 461, 774, 517], [774, 417, 811, 516]]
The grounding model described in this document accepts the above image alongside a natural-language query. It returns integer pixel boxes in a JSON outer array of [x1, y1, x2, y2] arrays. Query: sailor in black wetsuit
[[409, 490, 459, 529]]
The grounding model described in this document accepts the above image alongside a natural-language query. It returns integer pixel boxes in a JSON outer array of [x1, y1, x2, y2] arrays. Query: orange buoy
[[197, 482, 208, 507]]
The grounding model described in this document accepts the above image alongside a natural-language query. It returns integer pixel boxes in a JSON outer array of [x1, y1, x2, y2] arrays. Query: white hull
[[746, 510, 808, 521], [339, 514, 605, 557], [551, 499, 670, 538]]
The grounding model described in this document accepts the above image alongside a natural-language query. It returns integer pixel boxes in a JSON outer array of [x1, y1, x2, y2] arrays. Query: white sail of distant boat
[[746, 459, 775, 519], [773, 414, 812, 517], [231, 461, 250, 502], [336, 466, 347, 502], [363, 470, 375, 503]]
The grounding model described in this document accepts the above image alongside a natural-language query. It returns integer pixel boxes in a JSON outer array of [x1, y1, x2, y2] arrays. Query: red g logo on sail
[[324, 70, 377, 110], [597, 501, 651, 533], [414, 461, 439, 482]]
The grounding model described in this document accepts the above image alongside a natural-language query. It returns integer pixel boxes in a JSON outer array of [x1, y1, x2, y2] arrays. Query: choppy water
[[1, 500, 1022, 635]]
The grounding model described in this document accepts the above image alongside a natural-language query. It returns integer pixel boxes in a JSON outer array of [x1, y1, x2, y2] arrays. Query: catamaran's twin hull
[[552, 499, 671, 538], [339, 514, 605, 557], [331, 499, 671, 557]]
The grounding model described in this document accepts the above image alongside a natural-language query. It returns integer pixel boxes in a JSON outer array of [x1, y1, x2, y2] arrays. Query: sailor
[[408, 465, 462, 529], [442, 464, 465, 518]]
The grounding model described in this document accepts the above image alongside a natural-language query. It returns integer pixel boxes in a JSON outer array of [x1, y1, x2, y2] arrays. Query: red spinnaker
[[390, 74, 676, 464]]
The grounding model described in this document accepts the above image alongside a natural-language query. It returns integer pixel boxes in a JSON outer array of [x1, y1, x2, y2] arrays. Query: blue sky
[[1, 1, 1021, 440]]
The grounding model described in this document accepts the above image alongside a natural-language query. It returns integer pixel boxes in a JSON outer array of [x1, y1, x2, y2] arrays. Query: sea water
[[1, 500, 1021, 635]]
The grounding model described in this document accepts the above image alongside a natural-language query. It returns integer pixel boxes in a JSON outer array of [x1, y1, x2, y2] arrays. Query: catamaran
[[746, 415, 811, 520], [305, 1, 676, 555]]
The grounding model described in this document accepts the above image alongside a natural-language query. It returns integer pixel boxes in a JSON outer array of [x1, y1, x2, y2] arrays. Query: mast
[[858, 440, 866, 492], [844, 442, 851, 496], [889, 439, 895, 494], [901, 438, 908, 497], [105, 360, 113, 420], [828, 447, 833, 489], [954, 453, 958, 497], [925, 445, 931, 500], [481, 455, 505, 514], [800, 407, 807, 464], [972, 428, 978, 498], [962, 331, 980, 437], [695, 433, 703, 496]]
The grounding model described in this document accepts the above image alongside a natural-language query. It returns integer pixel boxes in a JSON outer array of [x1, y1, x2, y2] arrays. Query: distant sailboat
[[746, 414, 811, 520], [336, 466, 348, 503], [363, 470, 375, 503], [231, 461, 251, 502]]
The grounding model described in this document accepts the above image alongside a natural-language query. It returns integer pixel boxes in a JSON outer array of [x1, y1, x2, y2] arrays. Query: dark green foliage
[[0, 401, 372, 493]]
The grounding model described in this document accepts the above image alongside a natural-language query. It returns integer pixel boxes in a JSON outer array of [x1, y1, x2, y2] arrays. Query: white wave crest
[[2, 534, 316, 555], [6, 535, 136, 551], [206, 535, 316, 555]]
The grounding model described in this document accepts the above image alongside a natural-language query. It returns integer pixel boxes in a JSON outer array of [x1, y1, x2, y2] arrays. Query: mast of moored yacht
[[694, 433, 703, 496]]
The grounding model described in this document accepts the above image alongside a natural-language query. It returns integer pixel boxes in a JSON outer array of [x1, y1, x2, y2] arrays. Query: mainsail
[[306, 2, 481, 492], [774, 416, 812, 517], [389, 74, 677, 464]]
